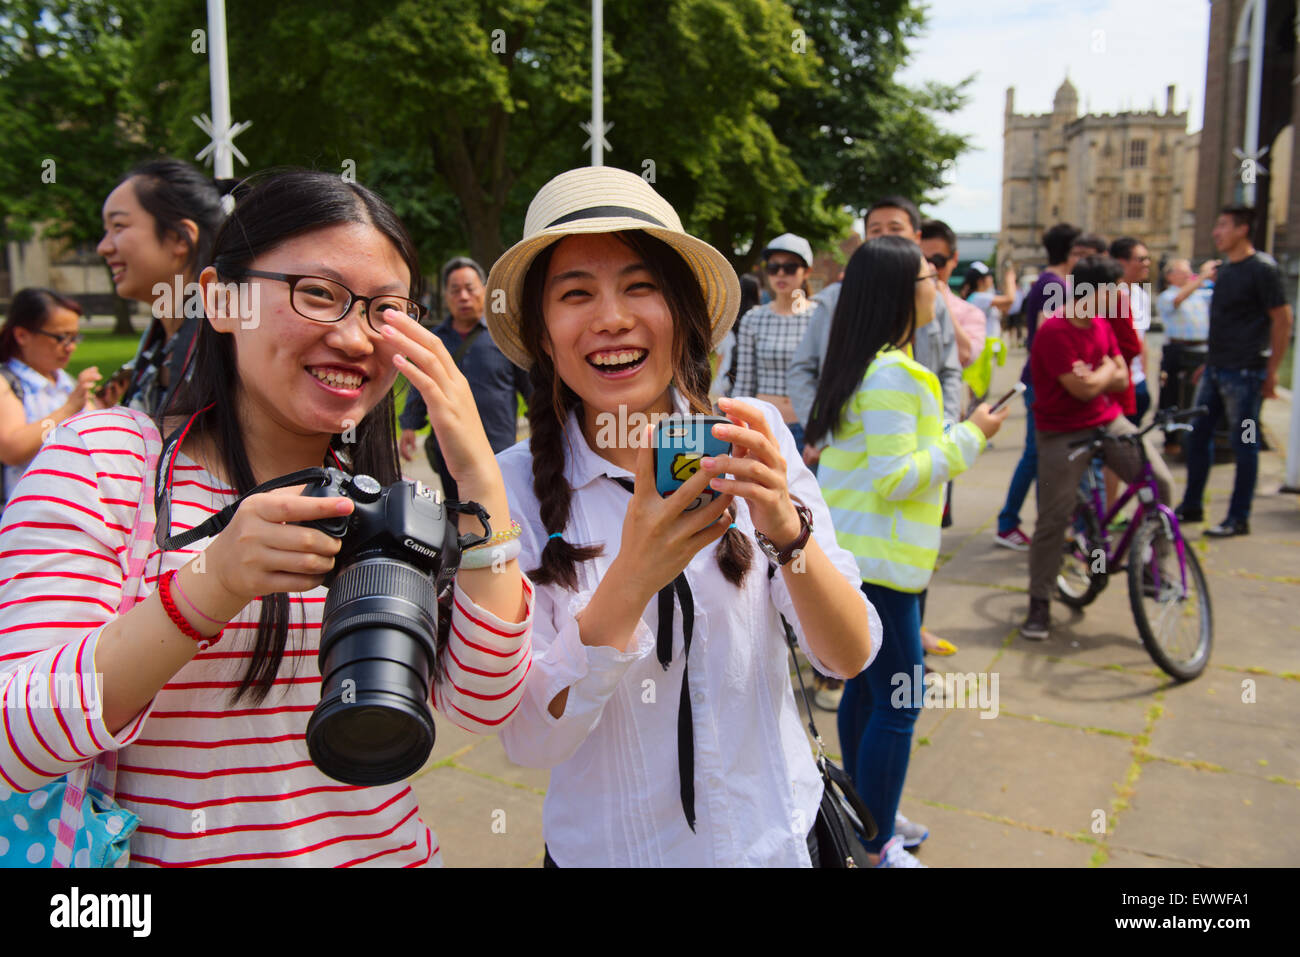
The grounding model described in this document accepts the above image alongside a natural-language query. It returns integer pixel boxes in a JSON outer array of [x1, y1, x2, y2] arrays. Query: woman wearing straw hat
[[488, 167, 880, 867]]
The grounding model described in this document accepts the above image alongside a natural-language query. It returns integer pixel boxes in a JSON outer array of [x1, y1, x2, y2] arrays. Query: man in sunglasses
[[921, 219, 982, 372]]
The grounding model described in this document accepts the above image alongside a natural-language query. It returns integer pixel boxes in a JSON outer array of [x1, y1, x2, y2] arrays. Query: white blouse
[[496, 393, 881, 866]]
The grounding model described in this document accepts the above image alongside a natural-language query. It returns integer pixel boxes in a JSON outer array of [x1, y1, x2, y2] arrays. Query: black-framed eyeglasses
[[34, 330, 83, 347], [765, 261, 803, 276], [225, 267, 427, 330]]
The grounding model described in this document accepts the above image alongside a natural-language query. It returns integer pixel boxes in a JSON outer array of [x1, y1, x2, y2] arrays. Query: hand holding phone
[[986, 381, 1026, 414], [652, 414, 732, 511]]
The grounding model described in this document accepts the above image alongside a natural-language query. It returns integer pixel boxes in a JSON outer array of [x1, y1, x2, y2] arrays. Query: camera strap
[[153, 404, 345, 551], [608, 476, 697, 832], [157, 467, 331, 552]]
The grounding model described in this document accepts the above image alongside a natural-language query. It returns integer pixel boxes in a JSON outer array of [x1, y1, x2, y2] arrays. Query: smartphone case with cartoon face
[[653, 414, 732, 511]]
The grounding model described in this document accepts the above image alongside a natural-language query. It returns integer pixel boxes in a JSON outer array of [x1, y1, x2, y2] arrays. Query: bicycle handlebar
[[1064, 406, 1209, 460]]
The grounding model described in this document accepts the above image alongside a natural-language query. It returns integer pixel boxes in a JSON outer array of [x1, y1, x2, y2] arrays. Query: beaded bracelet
[[459, 536, 522, 570], [466, 519, 522, 551], [157, 570, 220, 651]]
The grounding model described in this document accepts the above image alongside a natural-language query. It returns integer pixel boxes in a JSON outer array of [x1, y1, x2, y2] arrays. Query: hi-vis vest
[[819, 348, 985, 593]]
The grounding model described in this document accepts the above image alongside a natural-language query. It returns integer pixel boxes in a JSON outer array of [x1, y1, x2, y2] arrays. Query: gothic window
[[1126, 194, 1145, 220], [1128, 140, 1147, 168]]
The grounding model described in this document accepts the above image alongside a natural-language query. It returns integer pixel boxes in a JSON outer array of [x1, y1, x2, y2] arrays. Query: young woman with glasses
[[0, 288, 108, 507], [730, 233, 819, 452], [0, 169, 533, 867]]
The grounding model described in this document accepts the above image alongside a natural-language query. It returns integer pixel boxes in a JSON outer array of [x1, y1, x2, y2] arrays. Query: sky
[[894, 0, 1212, 234]]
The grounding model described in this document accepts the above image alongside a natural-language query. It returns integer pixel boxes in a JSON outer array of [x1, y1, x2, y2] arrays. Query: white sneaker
[[813, 686, 843, 711], [874, 834, 928, 868], [894, 812, 929, 849]]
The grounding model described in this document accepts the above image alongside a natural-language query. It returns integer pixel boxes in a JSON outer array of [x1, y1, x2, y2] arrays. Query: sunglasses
[[34, 330, 83, 347], [765, 261, 803, 276]]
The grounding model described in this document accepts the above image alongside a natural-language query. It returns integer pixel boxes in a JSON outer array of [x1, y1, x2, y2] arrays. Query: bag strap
[[779, 613, 830, 762], [451, 323, 486, 366], [56, 410, 163, 844]]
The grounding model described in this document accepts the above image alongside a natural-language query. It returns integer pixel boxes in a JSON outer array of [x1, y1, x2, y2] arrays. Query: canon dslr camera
[[298, 468, 489, 786]]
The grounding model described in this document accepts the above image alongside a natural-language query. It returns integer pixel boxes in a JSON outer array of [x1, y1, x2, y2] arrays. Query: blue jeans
[[787, 421, 806, 455], [997, 383, 1036, 533], [836, 582, 922, 854], [1180, 366, 1265, 524]]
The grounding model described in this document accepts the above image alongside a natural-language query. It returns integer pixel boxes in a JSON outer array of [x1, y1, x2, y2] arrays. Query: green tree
[[776, 1, 970, 220], [0, 0, 151, 330], [16, 0, 968, 294]]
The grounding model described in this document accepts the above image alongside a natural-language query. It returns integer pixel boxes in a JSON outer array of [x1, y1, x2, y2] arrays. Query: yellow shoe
[[921, 628, 958, 656]]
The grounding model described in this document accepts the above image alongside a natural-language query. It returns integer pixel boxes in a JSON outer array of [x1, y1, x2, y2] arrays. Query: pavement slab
[[1109, 760, 1300, 867]]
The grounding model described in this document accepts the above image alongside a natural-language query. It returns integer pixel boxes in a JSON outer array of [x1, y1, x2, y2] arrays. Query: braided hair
[[520, 230, 753, 590]]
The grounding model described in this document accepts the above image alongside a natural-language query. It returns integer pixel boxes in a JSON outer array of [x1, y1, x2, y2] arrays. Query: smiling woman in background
[[0, 288, 109, 507], [97, 158, 230, 416]]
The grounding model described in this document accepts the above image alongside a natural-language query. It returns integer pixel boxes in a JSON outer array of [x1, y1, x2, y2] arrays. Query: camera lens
[[306, 556, 440, 786]]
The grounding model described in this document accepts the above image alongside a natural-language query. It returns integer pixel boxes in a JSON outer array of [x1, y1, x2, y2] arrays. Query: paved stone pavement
[[402, 335, 1300, 867]]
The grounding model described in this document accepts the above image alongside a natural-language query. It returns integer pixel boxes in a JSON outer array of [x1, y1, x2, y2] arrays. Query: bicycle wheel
[[1056, 496, 1107, 608], [1127, 518, 1213, 680]]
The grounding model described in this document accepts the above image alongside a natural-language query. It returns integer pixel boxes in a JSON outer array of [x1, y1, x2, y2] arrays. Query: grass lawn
[[66, 329, 141, 380]]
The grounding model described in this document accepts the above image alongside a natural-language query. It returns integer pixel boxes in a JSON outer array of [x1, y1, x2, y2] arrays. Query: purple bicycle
[[1055, 407, 1213, 681]]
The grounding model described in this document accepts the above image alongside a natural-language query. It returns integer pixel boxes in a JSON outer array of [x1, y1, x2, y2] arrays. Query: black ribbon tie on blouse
[[609, 476, 697, 832]]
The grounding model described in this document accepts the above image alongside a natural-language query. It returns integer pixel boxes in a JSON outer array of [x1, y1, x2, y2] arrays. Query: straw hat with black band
[[485, 166, 740, 370]]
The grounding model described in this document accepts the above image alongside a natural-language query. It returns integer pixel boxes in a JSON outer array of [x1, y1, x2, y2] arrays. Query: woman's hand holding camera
[[185, 490, 356, 623]]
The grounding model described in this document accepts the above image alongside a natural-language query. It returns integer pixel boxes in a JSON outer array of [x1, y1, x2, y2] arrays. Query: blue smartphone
[[652, 414, 731, 511]]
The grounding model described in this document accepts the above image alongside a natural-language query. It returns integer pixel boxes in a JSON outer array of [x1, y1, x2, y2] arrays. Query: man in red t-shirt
[[1021, 256, 1175, 641]]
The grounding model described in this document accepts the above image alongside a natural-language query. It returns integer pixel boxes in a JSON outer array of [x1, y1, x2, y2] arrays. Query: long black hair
[[0, 288, 82, 363], [164, 168, 421, 703], [520, 230, 753, 591], [805, 236, 923, 448], [121, 158, 230, 285]]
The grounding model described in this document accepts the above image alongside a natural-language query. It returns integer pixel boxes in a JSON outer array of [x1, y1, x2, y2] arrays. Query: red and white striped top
[[0, 408, 533, 867]]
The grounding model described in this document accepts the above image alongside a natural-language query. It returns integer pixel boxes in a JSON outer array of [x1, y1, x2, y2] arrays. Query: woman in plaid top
[[730, 234, 819, 452]]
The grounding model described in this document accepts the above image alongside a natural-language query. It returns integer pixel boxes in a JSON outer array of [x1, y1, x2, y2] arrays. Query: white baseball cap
[[762, 233, 813, 268]]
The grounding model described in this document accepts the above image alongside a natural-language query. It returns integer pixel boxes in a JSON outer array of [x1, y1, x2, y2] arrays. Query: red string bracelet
[[158, 569, 219, 651]]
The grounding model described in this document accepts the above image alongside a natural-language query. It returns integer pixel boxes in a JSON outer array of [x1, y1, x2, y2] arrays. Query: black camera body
[[299, 468, 463, 587], [298, 468, 490, 787]]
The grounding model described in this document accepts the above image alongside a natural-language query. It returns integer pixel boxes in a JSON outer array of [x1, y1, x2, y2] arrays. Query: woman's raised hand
[[609, 425, 735, 603], [377, 313, 499, 497]]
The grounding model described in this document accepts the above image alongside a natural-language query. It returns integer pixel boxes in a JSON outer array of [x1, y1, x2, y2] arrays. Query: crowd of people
[[0, 154, 1291, 869]]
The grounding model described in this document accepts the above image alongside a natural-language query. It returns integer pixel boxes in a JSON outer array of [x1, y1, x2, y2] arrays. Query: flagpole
[[592, 0, 603, 166], [207, 0, 232, 182]]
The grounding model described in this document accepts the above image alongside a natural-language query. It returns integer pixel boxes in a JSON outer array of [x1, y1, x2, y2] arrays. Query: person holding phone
[[487, 167, 880, 867], [0, 170, 533, 866], [806, 236, 1009, 866], [0, 289, 112, 508]]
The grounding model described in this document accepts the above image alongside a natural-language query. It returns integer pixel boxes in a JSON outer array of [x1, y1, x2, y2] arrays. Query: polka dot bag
[[0, 410, 161, 867]]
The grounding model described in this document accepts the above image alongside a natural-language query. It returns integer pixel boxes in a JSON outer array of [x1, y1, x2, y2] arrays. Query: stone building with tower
[[999, 78, 1198, 269]]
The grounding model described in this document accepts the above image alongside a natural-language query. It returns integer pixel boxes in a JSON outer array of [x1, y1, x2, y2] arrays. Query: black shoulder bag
[[780, 612, 877, 867]]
